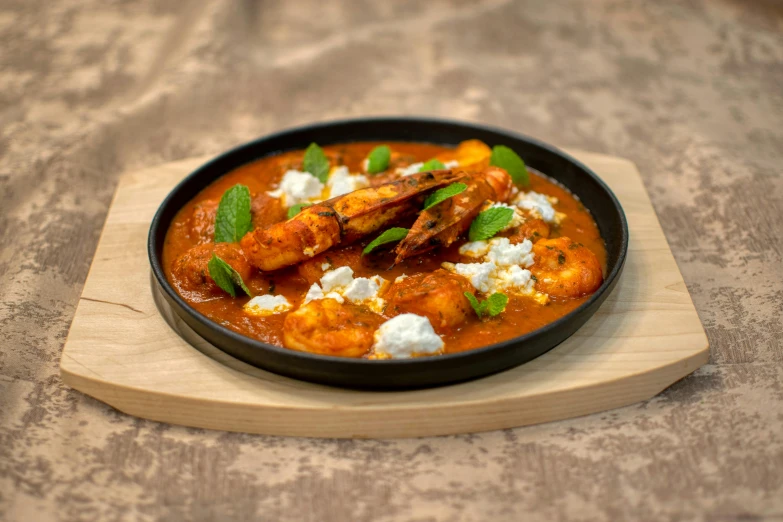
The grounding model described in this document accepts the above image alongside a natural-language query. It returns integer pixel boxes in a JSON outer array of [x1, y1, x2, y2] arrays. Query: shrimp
[[240, 169, 463, 271], [282, 298, 383, 357], [171, 243, 252, 300], [530, 237, 603, 298], [188, 193, 286, 244], [394, 167, 513, 262], [385, 269, 475, 333], [297, 246, 362, 285], [501, 212, 551, 244]]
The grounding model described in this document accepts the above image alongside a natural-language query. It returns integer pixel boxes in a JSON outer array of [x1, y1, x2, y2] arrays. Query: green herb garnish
[[214, 184, 253, 243], [303, 142, 330, 183], [287, 202, 312, 219], [468, 206, 514, 241], [490, 145, 529, 186], [465, 292, 508, 318], [366, 145, 391, 174], [418, 159, 446, 172], [362, 227, 409, 256], [208, 254, 252, 298], [423, 182, 467, 210]]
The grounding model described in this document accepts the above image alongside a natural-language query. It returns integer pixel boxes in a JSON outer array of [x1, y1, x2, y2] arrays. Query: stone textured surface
[[1, 0, 782, 520]]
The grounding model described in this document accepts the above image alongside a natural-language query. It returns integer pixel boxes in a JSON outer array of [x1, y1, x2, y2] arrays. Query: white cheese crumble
[[459, 240, 491, 258], [361, 158, 369, 172], [444, 160, 460, 169], [447, 238, 546, 302], [371, 314, 444, 359], [244, 295, 292, 316], [320, 266, 354, 292], [394, 274, 408, 283], [396, 162, 423, 176], [267, 169, 325, 207], [304, 267, 388, 312], [513, 191, 559, 224], [303, 283, 324, 304], [326, 166, 370, 198], [485, 237, 534, 267], [320, 262, 331, 271]]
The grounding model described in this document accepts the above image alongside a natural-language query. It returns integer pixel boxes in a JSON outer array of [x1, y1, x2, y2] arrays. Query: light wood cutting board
[[60, 150, 709, 438]]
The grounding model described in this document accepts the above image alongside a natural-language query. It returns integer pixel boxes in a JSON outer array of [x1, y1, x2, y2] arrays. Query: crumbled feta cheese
[[324, 291, 345, 304], [342, 274, 388, 312], [326, 166, 370, 198], [343, 277, 379, 302], [447, 261, 496, 294], [485, 237, 534, 268], [514, 191, 558, 223], [444, 160, 460, 168], [396, 162, 424, 176], [459, 240, 490, 258], [361, 158, 369, 172], [320, 262, 331, 271], [303, 283, 325, 304], [267, 169, 324, 206], [244, 295, 292, 316], [303, 245, 319, 257], [307, 267, 387, 311], [497, 265, 534, 291], [372, 314, 444, 359], [320, 266, 354, 292], [394, 274, 408, 283]]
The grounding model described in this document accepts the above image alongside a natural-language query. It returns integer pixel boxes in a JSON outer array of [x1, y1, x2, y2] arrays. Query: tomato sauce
[[163, 142, 606, 354]]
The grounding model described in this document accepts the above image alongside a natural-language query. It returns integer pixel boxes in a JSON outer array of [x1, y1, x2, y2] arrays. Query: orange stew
[[163, 141, 606, 357]]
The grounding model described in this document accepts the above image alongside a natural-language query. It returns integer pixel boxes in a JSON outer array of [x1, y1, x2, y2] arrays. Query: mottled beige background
[[1, 1, 782, 521]]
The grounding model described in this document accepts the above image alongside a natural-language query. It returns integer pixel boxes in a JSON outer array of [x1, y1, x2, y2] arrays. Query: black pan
[[148, 117, 628, 389]]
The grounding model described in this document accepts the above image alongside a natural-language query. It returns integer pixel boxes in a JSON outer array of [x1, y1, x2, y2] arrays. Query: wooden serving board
[[60, 151, 709, 438]]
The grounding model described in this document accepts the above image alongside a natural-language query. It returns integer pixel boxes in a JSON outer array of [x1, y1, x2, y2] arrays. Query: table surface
[[1, 1, 781, 521]]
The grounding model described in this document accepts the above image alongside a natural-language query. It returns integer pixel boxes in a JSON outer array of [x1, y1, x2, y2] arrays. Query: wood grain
[[59, 151, 709, 438]]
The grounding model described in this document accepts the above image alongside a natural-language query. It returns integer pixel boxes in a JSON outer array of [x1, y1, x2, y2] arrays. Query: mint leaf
[[362, 227, 409, 256], [287, 202, 312, 219], [366, 145, 391, 174], [464, 291, 507, 318], [208, 254, 252, 298], [468, 207, 514, 241], [214, 184, 253, 243], [490, 145, 529, 186], [418, 159, 446, 172], [303, 142, 330, 183], [484, 293, 508, 317], [423, 182, 467, 210]]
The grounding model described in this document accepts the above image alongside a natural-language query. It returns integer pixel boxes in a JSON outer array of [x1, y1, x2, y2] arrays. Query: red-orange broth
[[163, 142, 606, 355]]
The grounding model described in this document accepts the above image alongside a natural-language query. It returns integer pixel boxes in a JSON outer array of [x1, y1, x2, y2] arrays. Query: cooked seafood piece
[[530, 237, 603, 298], [384, 269, 475, 333], [240, 169, 464, 271], [171, 243, 251, 299], [282, 298, 383, 357], [394, 166, 512, 263]]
